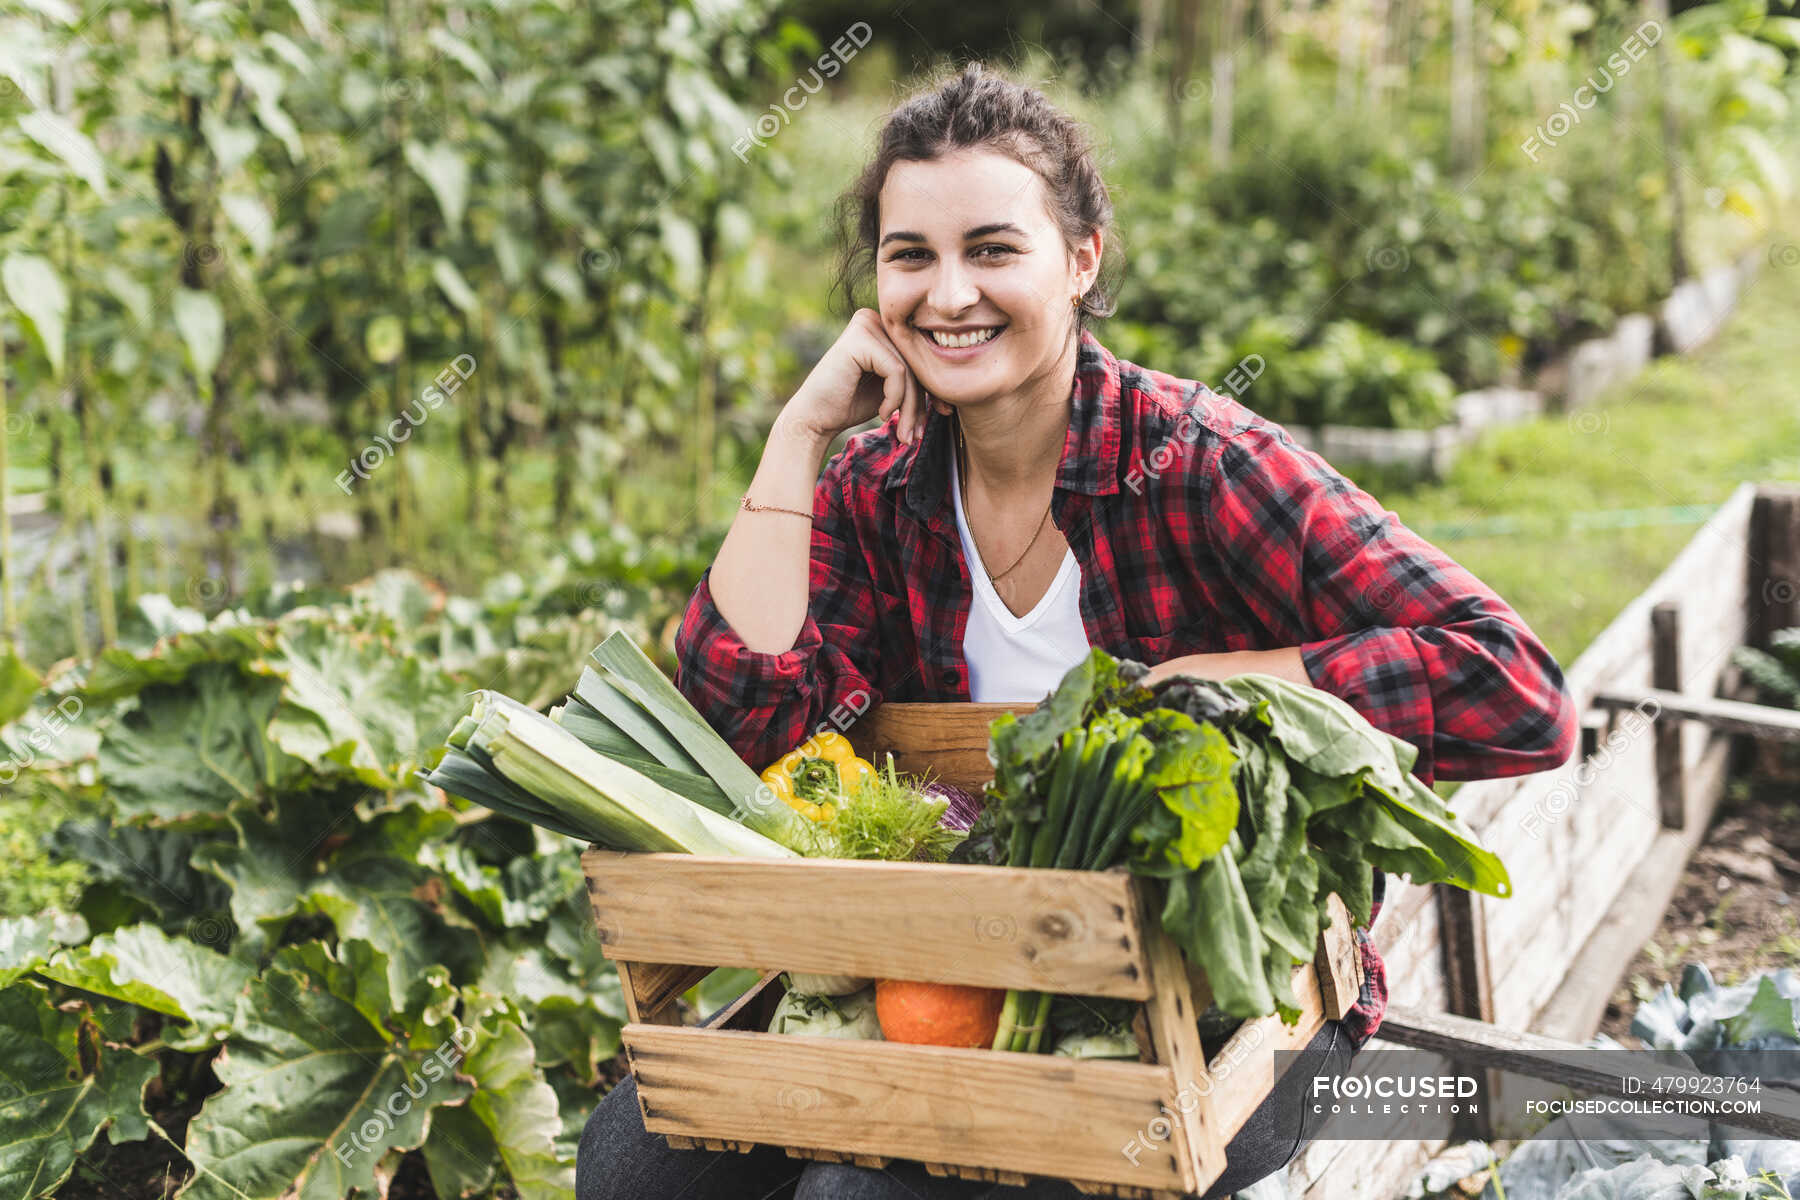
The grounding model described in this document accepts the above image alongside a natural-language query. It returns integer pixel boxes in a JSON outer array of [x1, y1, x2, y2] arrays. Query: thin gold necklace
[[955, 415, 1053, 583]]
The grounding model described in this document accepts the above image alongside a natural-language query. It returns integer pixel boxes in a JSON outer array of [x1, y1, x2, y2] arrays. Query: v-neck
[[949, 447, 1079, 631]]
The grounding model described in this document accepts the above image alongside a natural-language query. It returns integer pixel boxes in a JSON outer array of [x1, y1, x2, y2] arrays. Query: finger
[[900, 368, 921, 445], [868, 341, 906, 432], [860, 337, 901, 428]]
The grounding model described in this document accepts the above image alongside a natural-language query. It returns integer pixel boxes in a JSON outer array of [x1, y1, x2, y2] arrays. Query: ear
[[1073, 227, 1103, 294]]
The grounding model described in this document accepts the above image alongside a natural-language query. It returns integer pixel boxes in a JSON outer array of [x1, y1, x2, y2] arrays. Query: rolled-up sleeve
[[1202, 425, 1578, 785], [673, 450, 885, 774]]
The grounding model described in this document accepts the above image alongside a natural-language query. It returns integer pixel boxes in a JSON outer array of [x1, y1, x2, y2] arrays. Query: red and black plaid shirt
[[676, 328, 1578, 1050]]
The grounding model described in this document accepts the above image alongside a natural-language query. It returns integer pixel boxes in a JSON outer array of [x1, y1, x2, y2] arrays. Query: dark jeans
[[576, 1018, 1354, 1200]]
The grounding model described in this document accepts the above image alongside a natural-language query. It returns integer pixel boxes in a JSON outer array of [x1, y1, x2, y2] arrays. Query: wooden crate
[[581, 702, 1367, 1199]]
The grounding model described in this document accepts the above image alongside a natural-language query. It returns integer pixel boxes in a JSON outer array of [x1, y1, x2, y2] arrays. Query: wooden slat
[[1375, 1005, 1800, 1140], [1314, 894, 1367, 1021], [1529, 732, 1736, 1044], [1749, 486, 1800, 648], [624, 1025, 1189, 1191], [847, 701, 1038, 792], [615, 960, 709, 1026], [1434, 885, 1492, 1025], [1204, 965, 1329, 1146], [1592, 686, 1800, 741], [1650, 602, 1686, 828], [584, 850, 1154, 998], [1137, 906, 1215, 1194], [1432, 883, 1497, 1143]]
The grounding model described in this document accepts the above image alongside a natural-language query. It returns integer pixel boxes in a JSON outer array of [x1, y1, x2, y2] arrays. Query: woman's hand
[[780, 308, 936, 446]]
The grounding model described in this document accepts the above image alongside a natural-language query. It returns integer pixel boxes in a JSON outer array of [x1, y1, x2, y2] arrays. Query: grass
[[1343, 248, 1800, 670]]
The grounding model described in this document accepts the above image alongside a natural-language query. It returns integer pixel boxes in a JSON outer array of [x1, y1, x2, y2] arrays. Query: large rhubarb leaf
[[0, 913, 89, 988], [98, 663, 306, 822], [190, 797, 338, 951], [178, 939, 474, 1200], [34, 924, 252, 1050], [458, 1018, 575, 1199], [255, 623, 466, 790], [78, 622, 274, 704], [0, 982, 158, 1199], [303, 854, 482, 997]]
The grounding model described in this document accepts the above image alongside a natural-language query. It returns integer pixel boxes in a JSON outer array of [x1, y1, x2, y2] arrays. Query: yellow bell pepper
[[759, 731, 875, 823]]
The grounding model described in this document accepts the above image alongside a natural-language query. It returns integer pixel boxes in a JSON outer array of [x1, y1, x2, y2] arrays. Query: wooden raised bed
[[1288, 482, 1800, 1200], [582, 702, 1367, 1199]]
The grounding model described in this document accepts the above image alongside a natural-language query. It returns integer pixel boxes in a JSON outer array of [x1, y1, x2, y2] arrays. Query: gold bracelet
[[740, 493, 812, 520]]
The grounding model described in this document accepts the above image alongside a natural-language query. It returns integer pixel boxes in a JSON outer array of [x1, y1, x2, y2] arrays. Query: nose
[[925, 255, 979, 317]]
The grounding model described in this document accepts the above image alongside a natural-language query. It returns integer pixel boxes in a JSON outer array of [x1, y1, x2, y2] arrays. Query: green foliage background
[[2, 0, 1799, 1193]]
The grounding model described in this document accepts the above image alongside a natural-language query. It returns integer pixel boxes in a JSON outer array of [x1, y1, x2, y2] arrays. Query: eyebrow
[[878, 222, 1028, 249]]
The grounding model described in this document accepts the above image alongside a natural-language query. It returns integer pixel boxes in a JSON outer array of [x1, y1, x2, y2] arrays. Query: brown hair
[[830, 61, 1120, 331]]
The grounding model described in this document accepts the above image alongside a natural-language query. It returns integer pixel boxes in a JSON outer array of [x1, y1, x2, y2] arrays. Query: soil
[[1596, 768, 1800, 1043]]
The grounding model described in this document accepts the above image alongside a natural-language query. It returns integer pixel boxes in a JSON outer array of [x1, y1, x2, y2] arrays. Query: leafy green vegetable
[[965, 651, 1510, 1028]]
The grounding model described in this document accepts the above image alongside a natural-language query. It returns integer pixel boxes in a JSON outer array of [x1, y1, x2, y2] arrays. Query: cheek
[[992, 275, 1059, 327]]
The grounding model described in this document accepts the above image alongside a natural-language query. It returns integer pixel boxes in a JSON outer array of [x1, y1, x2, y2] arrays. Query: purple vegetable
[[926, 782, 985, 833]]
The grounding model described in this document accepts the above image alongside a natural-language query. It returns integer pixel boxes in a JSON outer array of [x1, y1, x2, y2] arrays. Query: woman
[[578, 61, 1577, 1200]]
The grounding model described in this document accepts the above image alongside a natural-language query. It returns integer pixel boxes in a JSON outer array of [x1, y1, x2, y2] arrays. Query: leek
[[588, 631, 809, 848], [549, 699, 734, 814], [444, 690, 795, 859]]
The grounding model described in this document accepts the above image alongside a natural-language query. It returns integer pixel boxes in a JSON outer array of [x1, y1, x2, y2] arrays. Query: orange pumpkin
[[873, 979, 1006, 1048]]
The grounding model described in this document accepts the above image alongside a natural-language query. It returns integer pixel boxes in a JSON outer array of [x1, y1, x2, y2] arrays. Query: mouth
[[917, 324, 1006, 353]]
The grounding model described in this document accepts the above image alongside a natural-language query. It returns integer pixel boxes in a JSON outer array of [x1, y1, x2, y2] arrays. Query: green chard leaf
[[1163, 840, 1275, 1018]]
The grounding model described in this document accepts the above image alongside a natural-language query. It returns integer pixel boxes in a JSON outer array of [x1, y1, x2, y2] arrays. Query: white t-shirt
[[949, 450, 1091, 703]]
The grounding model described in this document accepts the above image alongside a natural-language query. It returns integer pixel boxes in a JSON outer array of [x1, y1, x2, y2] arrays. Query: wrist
[[770, 408, 834, 459]]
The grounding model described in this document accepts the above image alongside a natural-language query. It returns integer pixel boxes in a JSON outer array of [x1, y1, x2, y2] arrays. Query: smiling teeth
[[928, 328, 1001, 348]]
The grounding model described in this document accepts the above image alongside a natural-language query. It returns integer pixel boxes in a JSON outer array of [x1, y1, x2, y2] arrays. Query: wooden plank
[[1650, 602, 1686, 829], [1530, 732, 1734, 1042], [1314, 893, 1366, 1022], [1434, 885, 1492, 1025], [1749, 486, 1800, 648], [623, 1024, 1189, 1191], [1374, 1005, 1800, 1140], [849, 701, 1038, 792], [1137, 910, 1216, 1194], [615, 960, 709, 1026], [583, 850, 1154, 999], [1203, 963, 1328, 1148], [1592, 687, 1800, 741], [1433, 882, 1497, 1143]]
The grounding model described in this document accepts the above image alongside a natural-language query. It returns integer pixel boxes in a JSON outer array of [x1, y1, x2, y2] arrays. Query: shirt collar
[[884, 328, 1124, 523]]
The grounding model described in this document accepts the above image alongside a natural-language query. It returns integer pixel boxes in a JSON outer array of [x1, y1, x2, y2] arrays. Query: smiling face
[[875, 147, 1098, 407]]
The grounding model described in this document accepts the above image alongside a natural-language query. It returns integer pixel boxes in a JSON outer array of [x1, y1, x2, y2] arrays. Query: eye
[[888, 248, 929, 262], [974, 244, 1016, 259]]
